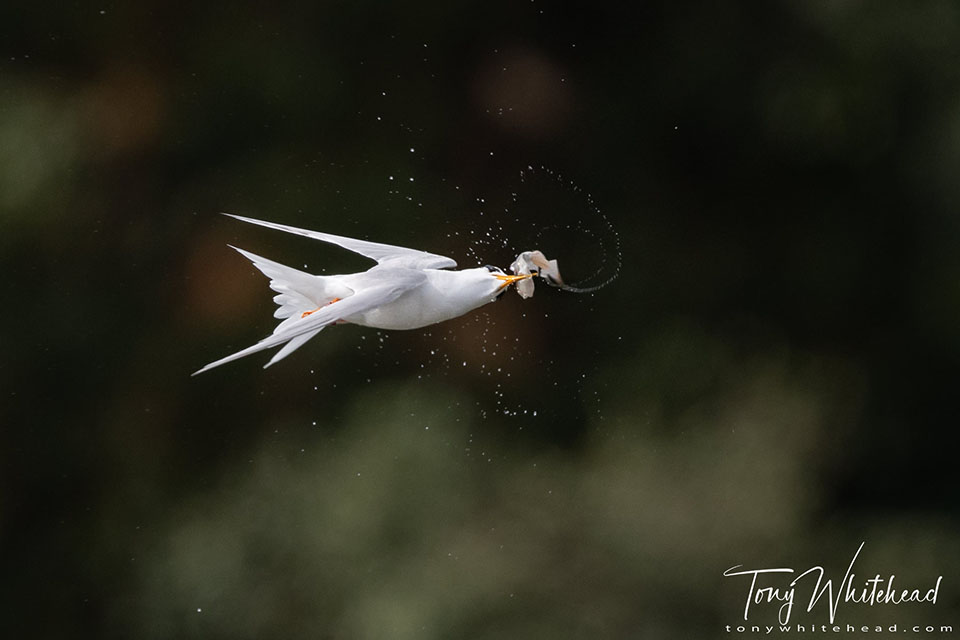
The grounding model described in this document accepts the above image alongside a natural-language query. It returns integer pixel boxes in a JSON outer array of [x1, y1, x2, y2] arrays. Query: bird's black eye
[[484, 264, 503, 273]]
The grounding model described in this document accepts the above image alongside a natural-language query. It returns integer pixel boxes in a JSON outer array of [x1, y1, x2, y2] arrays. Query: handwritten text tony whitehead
[[723, 542, 942, 625]]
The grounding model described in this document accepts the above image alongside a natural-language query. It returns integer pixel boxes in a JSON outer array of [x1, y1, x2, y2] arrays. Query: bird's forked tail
[[192, 247, 353, 375]]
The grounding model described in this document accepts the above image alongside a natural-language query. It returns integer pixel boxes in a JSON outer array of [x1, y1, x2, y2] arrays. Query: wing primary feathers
[[221, 212, 457, 269]]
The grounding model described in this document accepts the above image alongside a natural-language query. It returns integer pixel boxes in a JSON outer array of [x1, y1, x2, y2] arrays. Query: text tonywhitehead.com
[[723, 624, 954, 634]]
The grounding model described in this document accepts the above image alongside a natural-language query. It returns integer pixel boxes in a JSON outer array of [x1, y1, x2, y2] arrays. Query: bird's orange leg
[[301, 297, 341, 318]]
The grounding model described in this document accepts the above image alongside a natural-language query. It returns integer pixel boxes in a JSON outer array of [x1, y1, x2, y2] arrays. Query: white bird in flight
[[193, 214, 551, 375]]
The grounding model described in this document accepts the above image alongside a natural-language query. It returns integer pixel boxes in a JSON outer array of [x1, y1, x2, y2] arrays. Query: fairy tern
[[192, 214, 536, 374]]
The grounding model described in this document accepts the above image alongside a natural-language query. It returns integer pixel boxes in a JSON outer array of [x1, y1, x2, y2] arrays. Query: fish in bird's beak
[[509, 250, 564, 298]]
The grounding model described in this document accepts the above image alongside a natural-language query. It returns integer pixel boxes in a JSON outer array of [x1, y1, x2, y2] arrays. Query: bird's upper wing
[[223, 213, 457, 269], [192, 273, 423, 375]]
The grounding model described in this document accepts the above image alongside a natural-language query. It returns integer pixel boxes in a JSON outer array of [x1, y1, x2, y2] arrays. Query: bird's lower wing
[[192, 283, 411, 375], [223, 213, 457, 270]]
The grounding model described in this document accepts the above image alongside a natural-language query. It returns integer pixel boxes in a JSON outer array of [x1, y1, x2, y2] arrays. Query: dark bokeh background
[[2, 2, 958, 638]]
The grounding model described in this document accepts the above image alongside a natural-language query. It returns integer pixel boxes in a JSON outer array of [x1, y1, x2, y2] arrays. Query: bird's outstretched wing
[[223, 213, 457, 269], [192, 279, 418, 375]]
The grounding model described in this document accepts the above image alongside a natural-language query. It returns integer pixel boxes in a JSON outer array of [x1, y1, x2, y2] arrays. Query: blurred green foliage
[[1, 1, 958, 638]]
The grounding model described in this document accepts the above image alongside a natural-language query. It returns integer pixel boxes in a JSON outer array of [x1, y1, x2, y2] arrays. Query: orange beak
[[495, 273, 534, 290]]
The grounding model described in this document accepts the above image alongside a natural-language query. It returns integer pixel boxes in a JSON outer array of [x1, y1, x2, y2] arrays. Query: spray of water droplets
[[305, 165, 620, 430], [454, 165, 622, 291], [518, 165, 622, 293], [437, 166, 623, 423]]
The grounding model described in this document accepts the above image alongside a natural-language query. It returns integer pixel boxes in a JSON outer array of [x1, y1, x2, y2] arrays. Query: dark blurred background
[[1, 1, 958, 638]]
